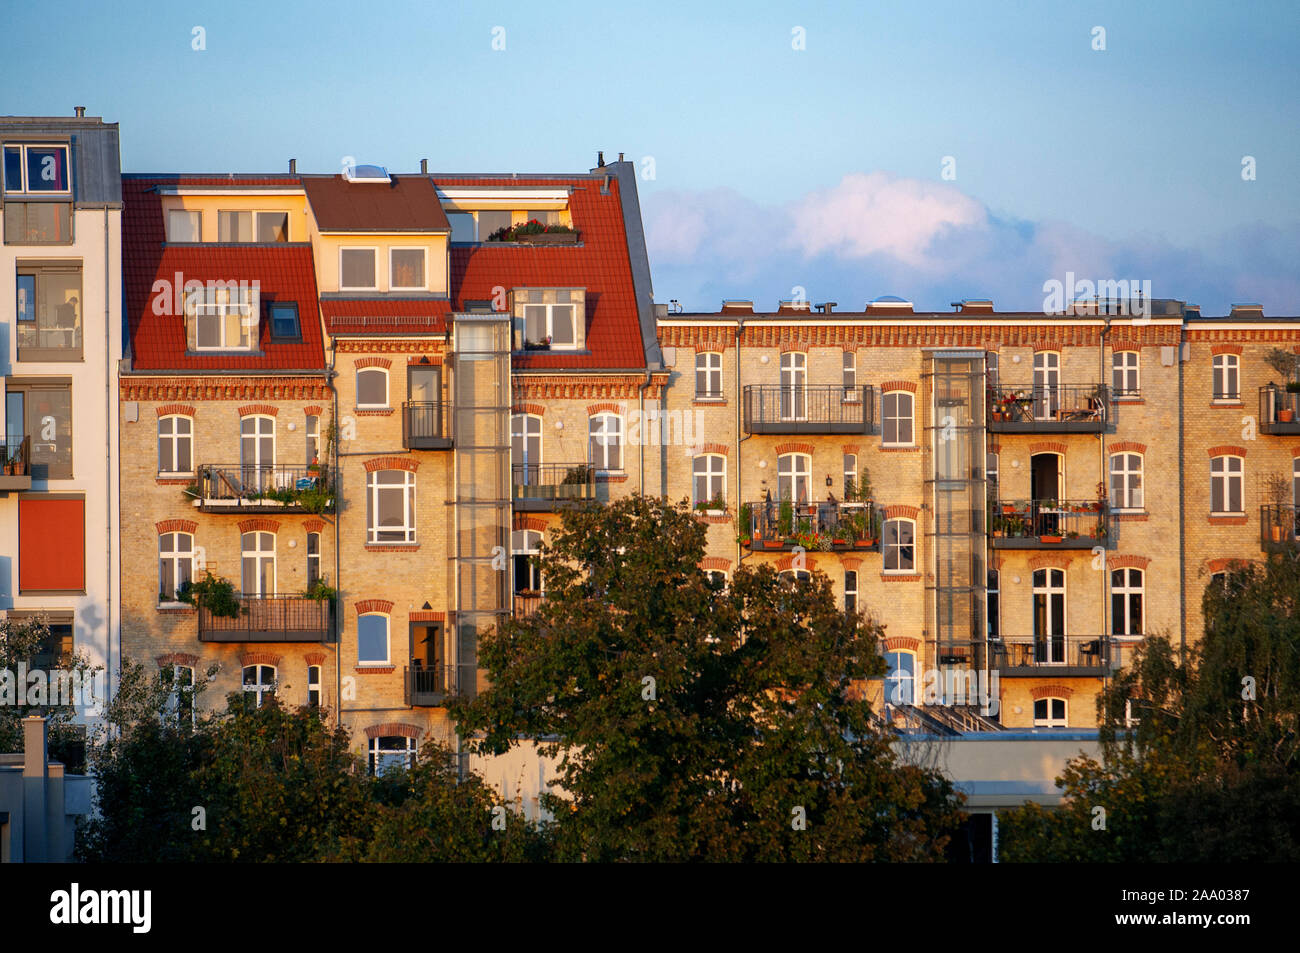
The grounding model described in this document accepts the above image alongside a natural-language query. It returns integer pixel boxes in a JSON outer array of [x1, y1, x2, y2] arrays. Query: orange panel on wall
[[18, 498, 85, 592]]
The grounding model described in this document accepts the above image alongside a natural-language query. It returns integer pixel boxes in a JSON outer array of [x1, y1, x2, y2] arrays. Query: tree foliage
[[451, 494, 963, 861]]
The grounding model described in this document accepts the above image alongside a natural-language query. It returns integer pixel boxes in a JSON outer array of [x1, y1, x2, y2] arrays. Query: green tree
[[451, 494, 962, 861]]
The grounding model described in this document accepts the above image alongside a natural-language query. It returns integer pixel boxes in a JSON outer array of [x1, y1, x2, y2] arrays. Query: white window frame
[[307, 665, 322, 708], [368, 735, 416, 776], [1033, 697, 1068, 727], [512, 413, 543, 470], [188, 284, 256, 351], [158, 414, 194, 475], [240, 414, 276, 470], [883, 518, 916, 574], [1033, 568, 1067, 663], [779, 352, 807, 420], [777, 452, 811, 502], [306, 531, 321, 589], [842, 351, 858, 401], [339, 247, 378, 291], [1212, 354, 1240, 401], [366, 469, 417, 544], [389, 247, 428, 291], [217, 209, 252, 242], [1210, 455, 1244, 515], [523, 301, 579, 350], [882, 390, 914, 446], [1111, 567, 1144, 637], [883, 649, 916, 707], [256, 211, 289, 243], [696, 352, 723, 399], [1033, 351, 1061, 419], [844, 569, 858, 613], [588, 413, 623, 472], [167, 209, 202, 242], [242, 664, 277, 708], [3, 143, 71, 194], [356, 367, 390, 409], [357, 612, 391, 666], [305, 413, 320, 465], [692, 454, 726, 506], [843, 453, 857, 497], [1109, 452, 1144, 511], [1112, 350, 1140, 398], [164, 664, 196, 726], [512, 529, 543, 594], [241, 531, 276, 596], [158, 531, 195, 603]]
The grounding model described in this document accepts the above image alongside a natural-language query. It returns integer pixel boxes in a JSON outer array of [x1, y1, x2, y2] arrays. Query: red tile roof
[[122, 176, 327, 372], [442, 176, 647, 369], [303, 175, 450, 232], [321, 298, 450, 335]]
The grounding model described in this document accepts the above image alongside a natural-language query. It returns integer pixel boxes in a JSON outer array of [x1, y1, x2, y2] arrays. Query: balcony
[[990, 635, 1113, 677], [988, 384, 1107, 433], [512, 463, 596, 511], [1261, 504, 1300, 552], [743, 385, 874, 435], [404, 663, 458, 707], [0, 436, 31, 491], [192, 464, 335, 514], [1259, 385, 1300, 435], [991, 499, 1109, 548], [741, 499, 880, 552], [513, 591, 543, 618], [198, 594, 334, 643], [402, 401, 452, 449]]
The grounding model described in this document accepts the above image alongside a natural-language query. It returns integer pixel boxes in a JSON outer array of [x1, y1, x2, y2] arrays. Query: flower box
[[1039, 535, 1063, 544], [516, 231, 579, 245]]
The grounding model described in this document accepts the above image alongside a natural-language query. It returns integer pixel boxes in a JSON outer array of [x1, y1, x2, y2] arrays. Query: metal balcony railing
[[1259, 385, 1300, 434], [0, 436, 31, 489], [194, 464, 335, 512], [405, 664, 458, 706], [991, 498, 1109, 547], [743, 385, 874, 434], [512, 463, 596, 509], [1261, 504, 1300, 551], [402, 401, 452, 449], [198, 594, 334, 643], [988, 384, 1107, 431], [990, 635, 1112, 672], [741, 499, 880, 551]]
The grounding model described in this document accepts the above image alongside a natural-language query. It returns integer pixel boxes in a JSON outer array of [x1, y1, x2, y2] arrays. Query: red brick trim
[[155, 518, 198, 535], [354, 666, 395, 675], [1290, 446, 1300, 458], [410, 611, 445, 622], [1030, 684, 1076, 700], [238, 651, 283, 669], [355, 357, 393, 370], [156, 403, 196, 417], [881, 636, 921, 653], [512, 402, 546, 417], [883, 505, 920, 520], [586, 402, 625, 416], [878, 446, 920, 453], [304, 405, 324, 416], [237, 518, 281, 534], [596, 472, 630, 483], [155, 478, 194, 486], [1210, 344, 1243, 356], [513, 515, 549, 532], [303, 519, 326, 534], [237, 403, 279, 418], [880, 573, 921, 582], [363, 456, 420, 472], [1028, 441, 1068, 457], [1032, 345, 1062, 353], [777, 554, 817, 572], [406, 355, 443, 366], [1207, 445, 1246, 457], [304, 652, 327, 666], [778, 344, 808, 354], [355, 408, 395, 416], [1205, 557, 1252, 574], [1107, 554, 1151, 570], [698, 513, 731, 524], [156, 652, 200, 669], [365, 543, 420, 552], [699, 557, 732, 572], [1028, 552, 1079, 570], [1109, 441, 1147, 455], [774, 442, 816, 456], [363, 722, 423, 740], [121, 380, 331, 402], [156, 606, 196, 615], [880, 380, 917, 393], [355, 599, 395, 615], [1111, 398, 1146, 405], [1115, 512, 1149, 522], [1208, 515, 1247, 525], [697, 442, 730, 456], [840, 557, 863, 570], [842, 444, 861, 455]]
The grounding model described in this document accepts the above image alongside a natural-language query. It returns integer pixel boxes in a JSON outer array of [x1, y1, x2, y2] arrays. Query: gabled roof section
[[121, 175, 327, 372], [442, 168, 652, 370], [302, 174, 449, 232]]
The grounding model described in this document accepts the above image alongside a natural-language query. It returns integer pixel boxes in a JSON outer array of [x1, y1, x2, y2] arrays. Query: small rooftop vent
[[777, 299, 811, 313], [1229, 302, 1264, 318], [721, 299, 754, 314], [343, 163, 391, 184], [866, 295, 914, 312], [957, 298, 994, 314]]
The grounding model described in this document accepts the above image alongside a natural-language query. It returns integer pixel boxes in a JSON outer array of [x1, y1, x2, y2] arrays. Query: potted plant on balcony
[[303, 578, 337, 602], [177, 572, 242, 618], [777, 498, 794, 538], [1264, 472, 1290, 542], [991, 515, 1005, 538]]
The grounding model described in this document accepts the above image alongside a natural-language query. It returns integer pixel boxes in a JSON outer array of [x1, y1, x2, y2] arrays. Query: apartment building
[[0, 112, 122, 735], [656, 296, 1300, 731]]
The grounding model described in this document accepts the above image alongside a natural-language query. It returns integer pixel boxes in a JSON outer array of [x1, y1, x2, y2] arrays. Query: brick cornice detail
[[355, 408, 395, 417], [1210, 344, 1243, 356], [883, 504, 919, 520], [156, 652, 200, 669], [881, 636, 921, 653], [513, 515, 549, 532], [1207, 445, 1246, 457], [1030, 684, 1076, 700], [354, 356, 393, 370], [155, 518, 198, 535], [774, 441, 816, 456], [1028, 441, 1068, 456], [699, 557, 732, 572], [696, 442, 730, 457], [586, 401, 625, 416], [655, 327, 736, 352], [410, 611, 445, 622], [513, 375, 666, 401], [363, 722, 423, 740], [1107, 554, 1151, 570], [237, 403, 280, 418], [304, 652, 328, 666], [355, 599, 395, 615], [1208, 515, 1248, 525], [1109, 441, 1147, 455], [777, 555, 816, 572], [880, 380, 917, 393], [365, 544, 420, 552], [238, 651, 283, 669], [1028, 552, 1079, 570], [512, 402, 546, 417], [880, 573, 921, 582], [354, 667, 395, 675], [879, 446, 920, 453], [120, 379, 331, 402], [363, 456, 420, 472], [303, 519, 326, 534], [155, 403, 196, 417], [304, 405, 324, 416], [335, 339, 441, 354], [237, 518, 281, 534]]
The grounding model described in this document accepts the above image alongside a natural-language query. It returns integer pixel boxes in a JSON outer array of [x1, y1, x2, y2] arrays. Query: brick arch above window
[[1205, 557, 1254, 575], [1030, 684, 1076, 700], [696, 442, 730, 457], [1207, 445, 1247, 458], [409, 611, 444, 622], [355, 599, 395, 616], [237, 518, 281, 534], [1032, 345, 1062, 354], [364, 722, 423, 740], [882, 636, 921, 654], [840, 557, 863, 571], [156, 652, 199, 669], [883, 505, 920, 520], [586, 402, 625, 416], [1028, 441, 1068, 457], [363, 456, 420, 473], [1110, 441, 1148, 455], [777, 344, 807, 354], [774, 441, 816, 456], [879, 380, 917, 393], [156, 403, 196, 418], [1210, 344, 1243, 356], [1108, 554, 1152, 571], [512, 515, 549, 533], [303, 519, 326, 534], [304, 405, 324, 417], [156, 518, 197, 535], [237, 403, 279, 418], [1028, 552, 1079, 571], [304, 652, 328, 667], [239, 651, 283, 669], [355, 357, 393, 370], [699, 556, 732, 572], [512, 402, 545, 417], [776, 554, 816, 573], [841, 444, 861, 455]]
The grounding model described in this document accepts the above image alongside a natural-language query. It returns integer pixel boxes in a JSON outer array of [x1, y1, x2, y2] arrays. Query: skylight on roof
[[343, 164, 391, 184]]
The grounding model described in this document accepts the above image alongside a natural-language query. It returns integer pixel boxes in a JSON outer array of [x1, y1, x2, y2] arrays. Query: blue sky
[[5, 0, 1297, 313]]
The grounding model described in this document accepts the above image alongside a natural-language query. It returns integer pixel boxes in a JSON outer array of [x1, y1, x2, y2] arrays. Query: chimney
[[289, 158, 297, 174], [597, 151, 605, 167], [420, 158, 428, 174], [816, 302, 837, 314], [73, 106, 85, 118], [618, 152, 624, 162]]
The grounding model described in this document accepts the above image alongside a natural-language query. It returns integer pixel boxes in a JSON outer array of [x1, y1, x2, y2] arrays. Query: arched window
[[778, 569, 811, 586], [780, 352, 807, 420], [1109, 452, 1144, 510], [358, 613, 390, 665], [777, 452, 811, 502], [306, 531, 321, 589], [1033, 351, 1061, 419], [1112, 350, 1140, 398], [240, 415, 275, 489], [511, 413, 543, 481], [842, 351, 858, 401], [883, 518, 915, 573], [692, 454, 726, 506], [357, 366, 389, 408], [1210, 455, 1244, 514], [366, 469, 416, 543], [307, 665, 322, 708], [1212, 353, 1239, 401], [369, 735, 416, 777], [512, 529, 543, 594], [240, 531, 276, 596], [883, 650, 916, 707], [242, 664, 276, 707], [705, 569, 727, 590], [696, 352, 723, 399], [882, 390, 914, 446], [1033, 697, 1067, 727], [844, 570, 858, 612], [157, 415, 193, 474], [588, 413, 623, 471], [1111, 568, 1144, 637], [159, 531, 195, 601]]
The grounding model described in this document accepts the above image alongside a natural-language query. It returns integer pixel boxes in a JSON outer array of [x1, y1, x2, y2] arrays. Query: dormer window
[[519, 289, 583, 350], [340, 247, 377, 290], [3, 144, 70, 194], [218, 211, 290, 243], [186, 283, 258, 351]]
